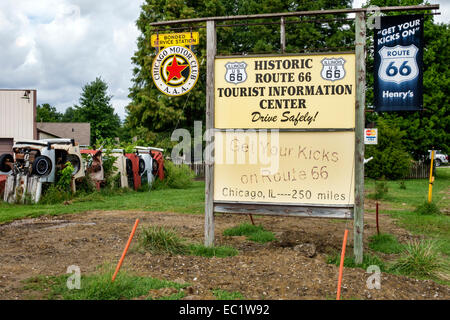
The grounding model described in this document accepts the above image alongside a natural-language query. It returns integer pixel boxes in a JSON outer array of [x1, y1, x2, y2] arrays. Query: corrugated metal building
[[0, 89, 37, 154]]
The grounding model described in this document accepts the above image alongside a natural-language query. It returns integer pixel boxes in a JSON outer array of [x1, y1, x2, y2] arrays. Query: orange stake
[[112, 218, 140, 282], [336, 229, 349, 300]]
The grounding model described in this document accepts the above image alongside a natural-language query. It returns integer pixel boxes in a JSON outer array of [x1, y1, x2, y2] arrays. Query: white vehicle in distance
[[428, 150, 449, 167]]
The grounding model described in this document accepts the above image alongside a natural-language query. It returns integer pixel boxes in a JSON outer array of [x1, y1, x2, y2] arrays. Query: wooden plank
[[149, 5, 439, 26], [280, 17, 286, 53], [354, 11, 366, 265], [214, 203, 353, 219], [204, 20, 216, 247]]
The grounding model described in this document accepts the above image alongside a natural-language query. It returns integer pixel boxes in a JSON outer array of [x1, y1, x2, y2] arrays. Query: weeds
[[368, 233, 403, 254], [187, 244, 238, 258], [136, 226, 238, 258], [326, 253, 386, 271], [414, 201, 441, 215], [223, 223, 276, 244], [213, 289, 245, 300], [136, 226, 187, 255], [23, 268, 188, 300], [390, 240, 448, 279]]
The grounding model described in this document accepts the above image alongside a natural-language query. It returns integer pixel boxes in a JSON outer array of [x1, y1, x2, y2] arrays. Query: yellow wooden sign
[[215, 53, 355, 129], [151, 32, 199, 48], [214, 131, 355, 206]]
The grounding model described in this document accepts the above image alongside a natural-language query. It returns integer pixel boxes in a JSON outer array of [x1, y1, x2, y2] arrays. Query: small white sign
[[364, 128, 378, 145]]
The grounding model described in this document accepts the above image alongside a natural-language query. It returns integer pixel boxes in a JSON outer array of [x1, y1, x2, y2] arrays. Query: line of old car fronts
[[107, 147, 164, 190], [0, 138, 85, 184], [0, 139, 164, 191]]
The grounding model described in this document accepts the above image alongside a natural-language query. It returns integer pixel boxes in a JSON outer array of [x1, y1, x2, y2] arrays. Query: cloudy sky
[[0, 1, 448, 121]]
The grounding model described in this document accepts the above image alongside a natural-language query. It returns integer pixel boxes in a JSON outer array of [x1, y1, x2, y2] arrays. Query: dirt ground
[[0, 205, 448, 300]]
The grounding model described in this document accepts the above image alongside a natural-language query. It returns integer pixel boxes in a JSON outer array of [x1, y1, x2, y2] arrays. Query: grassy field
[[1, 168, 448, 259], [365, 167, 450, 257], [0, 181, 205, 224]]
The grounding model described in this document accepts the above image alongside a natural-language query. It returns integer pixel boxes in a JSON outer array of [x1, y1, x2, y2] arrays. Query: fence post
[[354, 11, 366, 265], [205, 20, 216, 247]]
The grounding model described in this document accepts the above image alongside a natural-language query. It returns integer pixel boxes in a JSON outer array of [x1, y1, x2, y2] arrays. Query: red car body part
[[124, 153, 141, 190], [0, 175, 6, 198], [150, 150, 164, 180]]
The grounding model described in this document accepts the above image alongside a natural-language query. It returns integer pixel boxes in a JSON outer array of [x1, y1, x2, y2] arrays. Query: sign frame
[[149, 4, 439, 265]]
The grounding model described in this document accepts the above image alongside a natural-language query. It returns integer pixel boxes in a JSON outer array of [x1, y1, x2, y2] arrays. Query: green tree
[[126, 0, 353, 144], [36, 103, 63, 122], [365, 118, 412, 179], [75, 77, 121, 143], [61, 106, 82, 122]]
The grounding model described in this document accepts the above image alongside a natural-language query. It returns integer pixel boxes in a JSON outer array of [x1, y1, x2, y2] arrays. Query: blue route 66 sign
[[374, 14, 423, 112]]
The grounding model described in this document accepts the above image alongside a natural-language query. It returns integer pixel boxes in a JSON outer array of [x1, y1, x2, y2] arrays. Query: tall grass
[[390, 240, 448, 279], [136, 226, 187, 255], [136, 226, 238, 258]]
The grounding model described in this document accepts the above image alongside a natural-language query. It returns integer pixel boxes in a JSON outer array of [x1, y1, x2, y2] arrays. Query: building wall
[[0, 89, 36, 141], [37, 131, 58, 140]]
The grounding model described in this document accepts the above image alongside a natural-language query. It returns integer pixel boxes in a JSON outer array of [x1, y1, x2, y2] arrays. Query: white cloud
[[0, 0, 143, 120], [0, 0, 447, 123]]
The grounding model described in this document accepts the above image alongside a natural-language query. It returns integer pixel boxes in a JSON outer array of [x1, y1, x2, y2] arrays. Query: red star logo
[[165, 56, 188, 82]]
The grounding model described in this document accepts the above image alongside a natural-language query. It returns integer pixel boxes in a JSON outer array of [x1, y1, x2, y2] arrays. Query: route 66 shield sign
[[320, 57, 346, 81], [225, 62, 247, 84], [378, 44, 419, 84]]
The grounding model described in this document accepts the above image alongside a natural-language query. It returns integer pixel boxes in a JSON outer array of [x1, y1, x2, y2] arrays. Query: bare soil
[[0, 209, 448, 300]]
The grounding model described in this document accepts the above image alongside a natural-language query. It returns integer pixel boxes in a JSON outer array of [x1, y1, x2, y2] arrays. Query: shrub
[[75, 174, 96, 194], [390, 240, 447, 278], [40, 162, 75, 204], [152, 161, 194, 190], [40, 184, 72, 204], [56, 162, 74, 192], [365, 118, 412, 180], [414, 201, 441, 215]]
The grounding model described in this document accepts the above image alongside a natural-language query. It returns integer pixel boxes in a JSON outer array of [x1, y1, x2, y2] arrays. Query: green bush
[[56, 162, 74, 192], [40, 184, 72, 204], [415, 201, 441, 215], [152, 161, 194, 190], [40, 162, 75, 204], [365, 119, 412, 180]]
